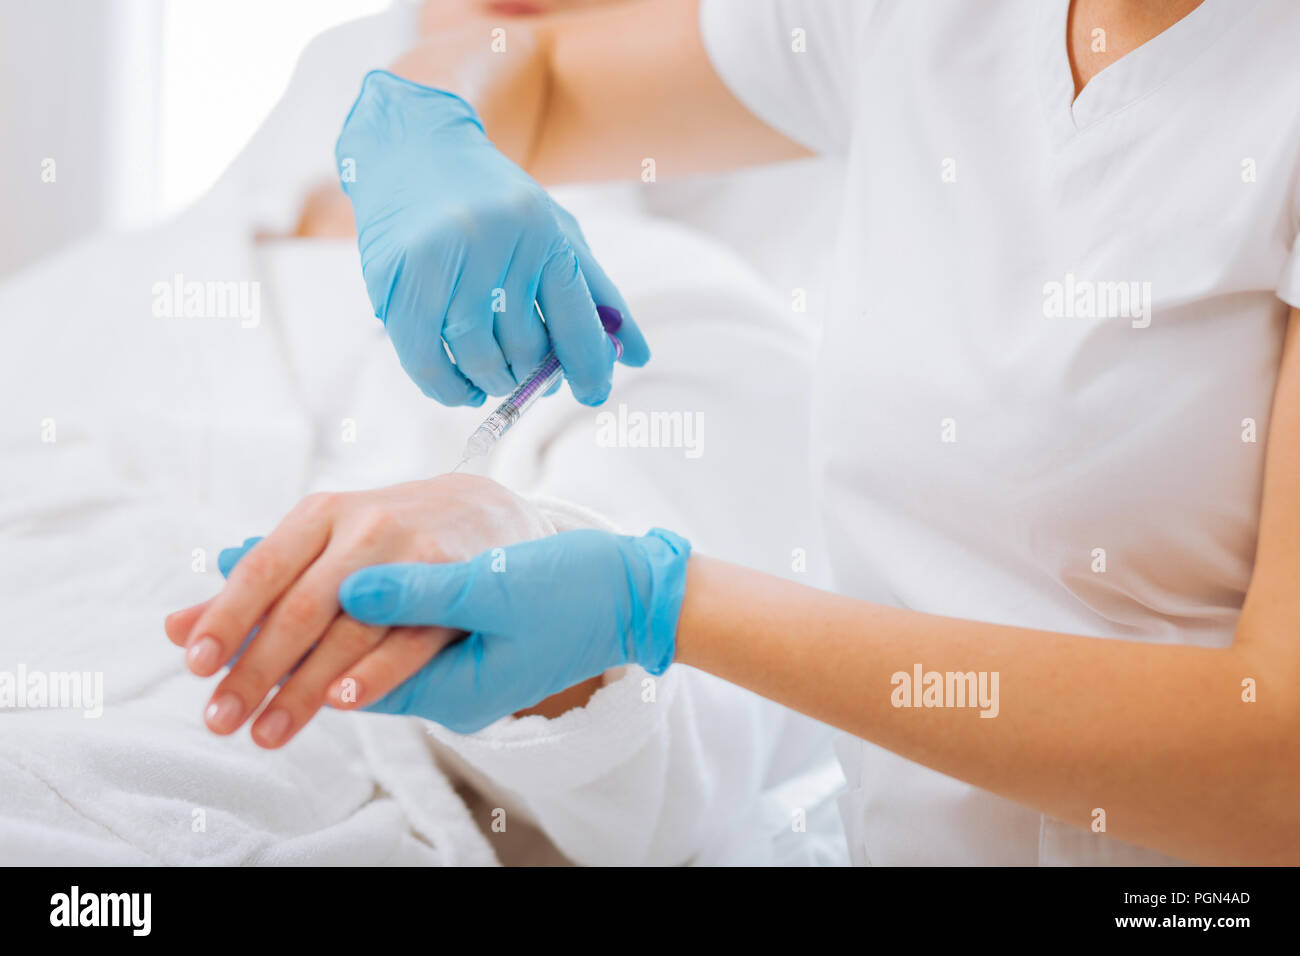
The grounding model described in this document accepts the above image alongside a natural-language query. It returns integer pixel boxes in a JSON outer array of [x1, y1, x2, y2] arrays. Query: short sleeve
[[699, 0, 870, 155], [1280, 192, 1300, 309]]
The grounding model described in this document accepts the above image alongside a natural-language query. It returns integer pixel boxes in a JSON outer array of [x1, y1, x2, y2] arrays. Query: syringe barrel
[[464, 311, 621, 459], [483, 351, 564, 440]]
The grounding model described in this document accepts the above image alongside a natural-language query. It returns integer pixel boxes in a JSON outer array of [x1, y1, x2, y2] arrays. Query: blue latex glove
[[337, 528, 692, 733], [335, 70, 650, 407], [217, 536, 262, 578]]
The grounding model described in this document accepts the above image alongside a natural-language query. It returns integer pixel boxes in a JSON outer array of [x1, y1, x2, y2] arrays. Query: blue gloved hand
[[337, 528, 691, 733], [217, 536, 262, 578], [335, 70, 650, 407]]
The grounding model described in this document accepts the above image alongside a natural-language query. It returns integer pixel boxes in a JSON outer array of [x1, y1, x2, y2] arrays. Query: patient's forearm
[[516, 676, 604, 719]]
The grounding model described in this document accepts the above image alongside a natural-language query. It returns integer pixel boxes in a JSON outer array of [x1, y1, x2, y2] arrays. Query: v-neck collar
[[1035, 0, 1246, 146]]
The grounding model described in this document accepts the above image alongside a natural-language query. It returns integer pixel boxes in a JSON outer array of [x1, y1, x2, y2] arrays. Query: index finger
[[165, 598, 212, 647], [182, 494, 337, 676]]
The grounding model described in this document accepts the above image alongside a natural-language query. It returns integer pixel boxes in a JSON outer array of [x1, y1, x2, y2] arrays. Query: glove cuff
[[629, 528, 692, 676]]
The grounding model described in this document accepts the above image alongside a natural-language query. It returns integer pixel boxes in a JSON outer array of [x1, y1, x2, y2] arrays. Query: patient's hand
[[164, 475, 554, 748]]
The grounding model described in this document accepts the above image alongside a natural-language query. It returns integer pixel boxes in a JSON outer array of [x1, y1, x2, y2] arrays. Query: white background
[[0, 0, 390, 278]]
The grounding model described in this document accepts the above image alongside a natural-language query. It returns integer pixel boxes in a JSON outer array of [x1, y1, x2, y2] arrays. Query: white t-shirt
[[702, 0, 1300, 865]]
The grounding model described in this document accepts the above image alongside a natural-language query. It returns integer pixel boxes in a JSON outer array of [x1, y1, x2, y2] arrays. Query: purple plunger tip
[[597, 305, 622, 334]]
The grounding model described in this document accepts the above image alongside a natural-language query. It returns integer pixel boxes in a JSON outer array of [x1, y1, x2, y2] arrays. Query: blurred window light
[[157, 0, 391, 216]]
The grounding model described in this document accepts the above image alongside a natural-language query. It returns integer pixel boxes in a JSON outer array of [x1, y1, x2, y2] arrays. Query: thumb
[[339, 555, 514, 631]]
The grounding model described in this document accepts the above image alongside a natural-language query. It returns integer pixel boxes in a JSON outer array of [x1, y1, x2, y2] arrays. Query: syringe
[[458, 305, 623, 467]]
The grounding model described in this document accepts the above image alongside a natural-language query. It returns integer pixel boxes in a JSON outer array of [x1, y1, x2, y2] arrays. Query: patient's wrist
[[531, 495, 621, 534], [514, 675, 605, 720]]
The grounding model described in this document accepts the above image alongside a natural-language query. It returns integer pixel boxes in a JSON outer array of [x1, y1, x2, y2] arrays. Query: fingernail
[[329, 676, 363, 708], [254, 708, 292, 747], [186, 636, 222, 673], [204, 692, 244, 733], [607, 332, 623, 361]]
